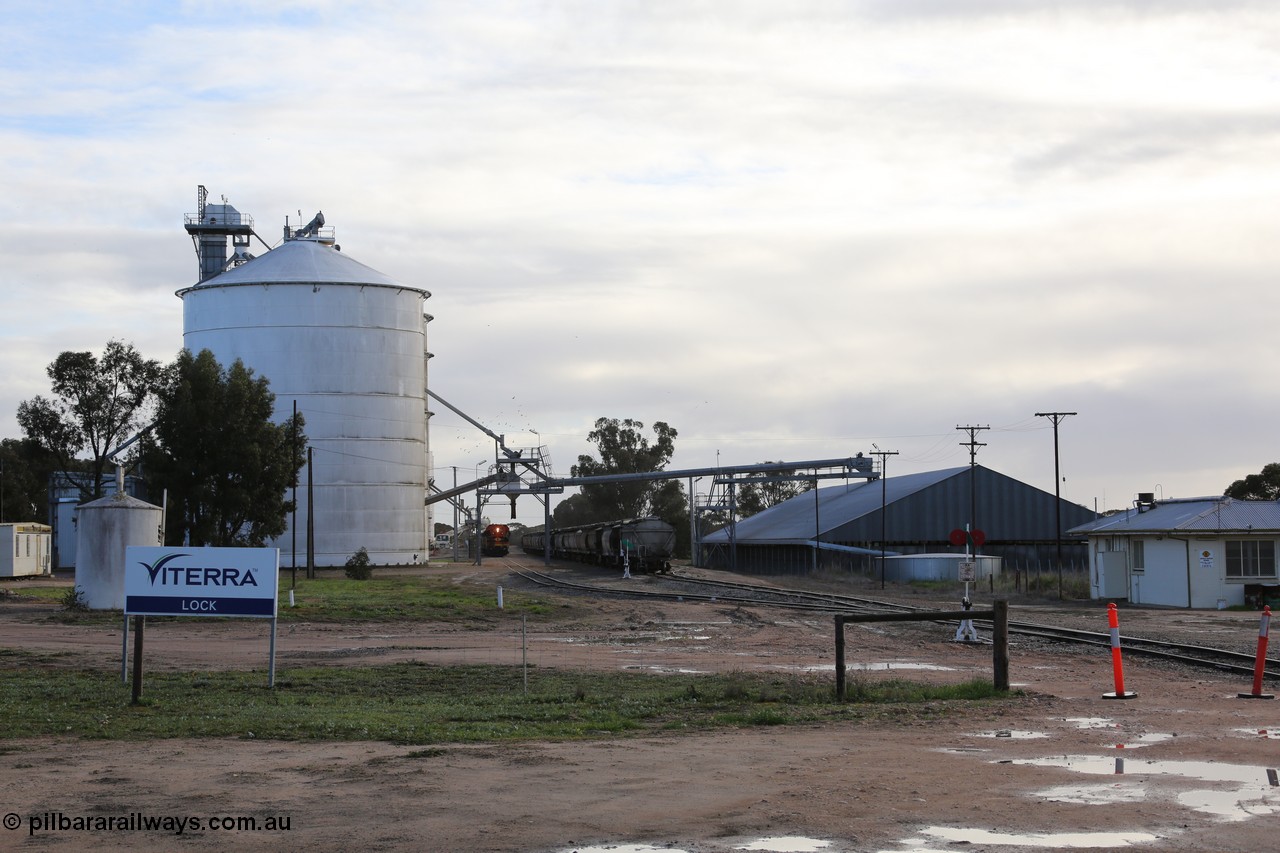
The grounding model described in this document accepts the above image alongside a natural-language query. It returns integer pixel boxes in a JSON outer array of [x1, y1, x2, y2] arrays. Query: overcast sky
[[3, 1, 1279, 527]]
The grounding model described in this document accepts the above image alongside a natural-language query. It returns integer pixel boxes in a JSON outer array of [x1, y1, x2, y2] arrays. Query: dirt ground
[[1, 561, 1278, 853]]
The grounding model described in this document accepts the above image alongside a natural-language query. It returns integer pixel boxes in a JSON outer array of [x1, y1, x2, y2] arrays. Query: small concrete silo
[[177, 192, 432, 566], [75, 492, 163, 609]]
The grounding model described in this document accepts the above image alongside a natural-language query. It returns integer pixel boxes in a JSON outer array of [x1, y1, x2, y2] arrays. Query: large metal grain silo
[[177, 211, 431, 566]]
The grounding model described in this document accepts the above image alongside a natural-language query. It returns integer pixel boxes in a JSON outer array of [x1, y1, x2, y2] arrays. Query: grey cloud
[[1014, 111, 1280, 181]]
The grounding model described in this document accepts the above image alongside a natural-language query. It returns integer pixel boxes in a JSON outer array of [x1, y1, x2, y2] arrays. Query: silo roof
[[178, 238, 425, 294]]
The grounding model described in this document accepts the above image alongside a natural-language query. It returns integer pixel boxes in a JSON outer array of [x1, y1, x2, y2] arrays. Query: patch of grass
[[908, 570, 1092, 601], [277, 576, 554, 622], [28, 574, 560, 625], [8, 586, 71, 604], [0, 660, 1018, 745]]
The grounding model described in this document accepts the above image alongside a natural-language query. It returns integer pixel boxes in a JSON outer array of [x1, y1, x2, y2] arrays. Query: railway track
[[510, 567, 858, 616], [510, 563, 1280, 681]]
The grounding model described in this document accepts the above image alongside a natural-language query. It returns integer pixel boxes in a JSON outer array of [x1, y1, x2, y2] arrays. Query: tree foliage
[[344, 547, 372, 580], [570, 417, 679, 521], [1225, 463, 1280, 501], [0, 438, 54, 522], [736, 463, 814, 519], [16, 340, 163, 502], [142, 349, 306, 547], [551, 492, 598, 527], [564, 417, 689, 556]]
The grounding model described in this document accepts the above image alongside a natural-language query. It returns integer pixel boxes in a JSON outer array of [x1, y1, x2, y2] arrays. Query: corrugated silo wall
[[182, 281, 429, 566]]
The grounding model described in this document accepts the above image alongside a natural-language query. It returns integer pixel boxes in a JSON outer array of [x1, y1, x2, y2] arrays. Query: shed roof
[[704, 464, 1098, 546], [1069, 497, 1280, 535], [704, 466, 968, 544]]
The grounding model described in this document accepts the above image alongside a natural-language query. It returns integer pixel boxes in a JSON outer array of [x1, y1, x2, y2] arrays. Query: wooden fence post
[[834, 615, 846, 701], [993, 599, 1009, 691]]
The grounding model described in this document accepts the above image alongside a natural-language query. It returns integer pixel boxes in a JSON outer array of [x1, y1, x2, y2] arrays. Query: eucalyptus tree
[[1225, 463, 1280, 501], [571, 417, 680, 521], [736, 462, 814, 519], [17, 340, 162, 501], [142, 349, 306, 547]]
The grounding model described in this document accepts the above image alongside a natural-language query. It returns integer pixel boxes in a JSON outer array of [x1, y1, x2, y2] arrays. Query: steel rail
[[511, 568, 850, 615], [516, 565, 1280, 680], [672, 572, 1280, 675]]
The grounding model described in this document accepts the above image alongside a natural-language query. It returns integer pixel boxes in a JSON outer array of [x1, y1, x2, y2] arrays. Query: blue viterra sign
[[124, 547, 279, 618]]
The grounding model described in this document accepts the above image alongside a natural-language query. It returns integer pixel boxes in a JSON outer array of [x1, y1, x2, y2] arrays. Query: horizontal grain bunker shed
[[700, 465, 1097, 575], [1070, 496, 1280, 609]]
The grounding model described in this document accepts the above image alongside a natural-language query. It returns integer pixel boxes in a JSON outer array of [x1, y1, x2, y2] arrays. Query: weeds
[[344, 547, 373, 581], [0, 661, 1017, 745], [59, 586, 88, 612]]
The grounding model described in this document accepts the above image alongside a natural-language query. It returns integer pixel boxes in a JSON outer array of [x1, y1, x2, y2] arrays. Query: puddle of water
[[793, 662, 958, 673], [555, 838, 831, 853], [1005, 754, 1280, 821], [1178, 787, 1280, 820], [1065, 717, 1118, 729], [1234, 727, 1278, 739], [1111, 732, 1174, 749], [1038, 782, 1146, 805], [970, 729, 1049, 740], [654, 620, 732, 626], [882, 826, 1159, 850], [619, 665, 708, 674], [557, 846, 693, 853], [937, 747, 991, 755], [733, 837, 831, 852]]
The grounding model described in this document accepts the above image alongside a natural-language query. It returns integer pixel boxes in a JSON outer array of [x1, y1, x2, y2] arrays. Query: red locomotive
[[481, 523, 510, 557]]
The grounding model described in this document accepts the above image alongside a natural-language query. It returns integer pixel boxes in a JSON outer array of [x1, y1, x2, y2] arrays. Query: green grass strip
[[0, 658, 1012, 745], [15, 576, 562, 625]]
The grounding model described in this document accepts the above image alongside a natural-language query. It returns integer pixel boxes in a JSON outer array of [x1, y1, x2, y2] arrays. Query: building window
[[1131, 540, 1144, 572], [1226, 540, 1277, 579]]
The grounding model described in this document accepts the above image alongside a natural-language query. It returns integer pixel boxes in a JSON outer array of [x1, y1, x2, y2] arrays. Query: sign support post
[[124, 546, 281, 692], [131, 615, 145, 704], [268, 617, 277, 688], [120, 615, 129, 683]]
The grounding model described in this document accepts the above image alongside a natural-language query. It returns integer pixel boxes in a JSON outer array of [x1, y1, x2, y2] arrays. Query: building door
[[1097, 551, 1129, 599]]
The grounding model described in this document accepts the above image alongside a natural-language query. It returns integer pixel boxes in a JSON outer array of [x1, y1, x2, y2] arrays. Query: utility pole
[[812, 473, 820, 574], [1035, 412, 1076, 600], [306, 447, 315, 580], [870, 445, 898, 589], [291, 400, 298, 590], [955, 425, 990, 558]]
